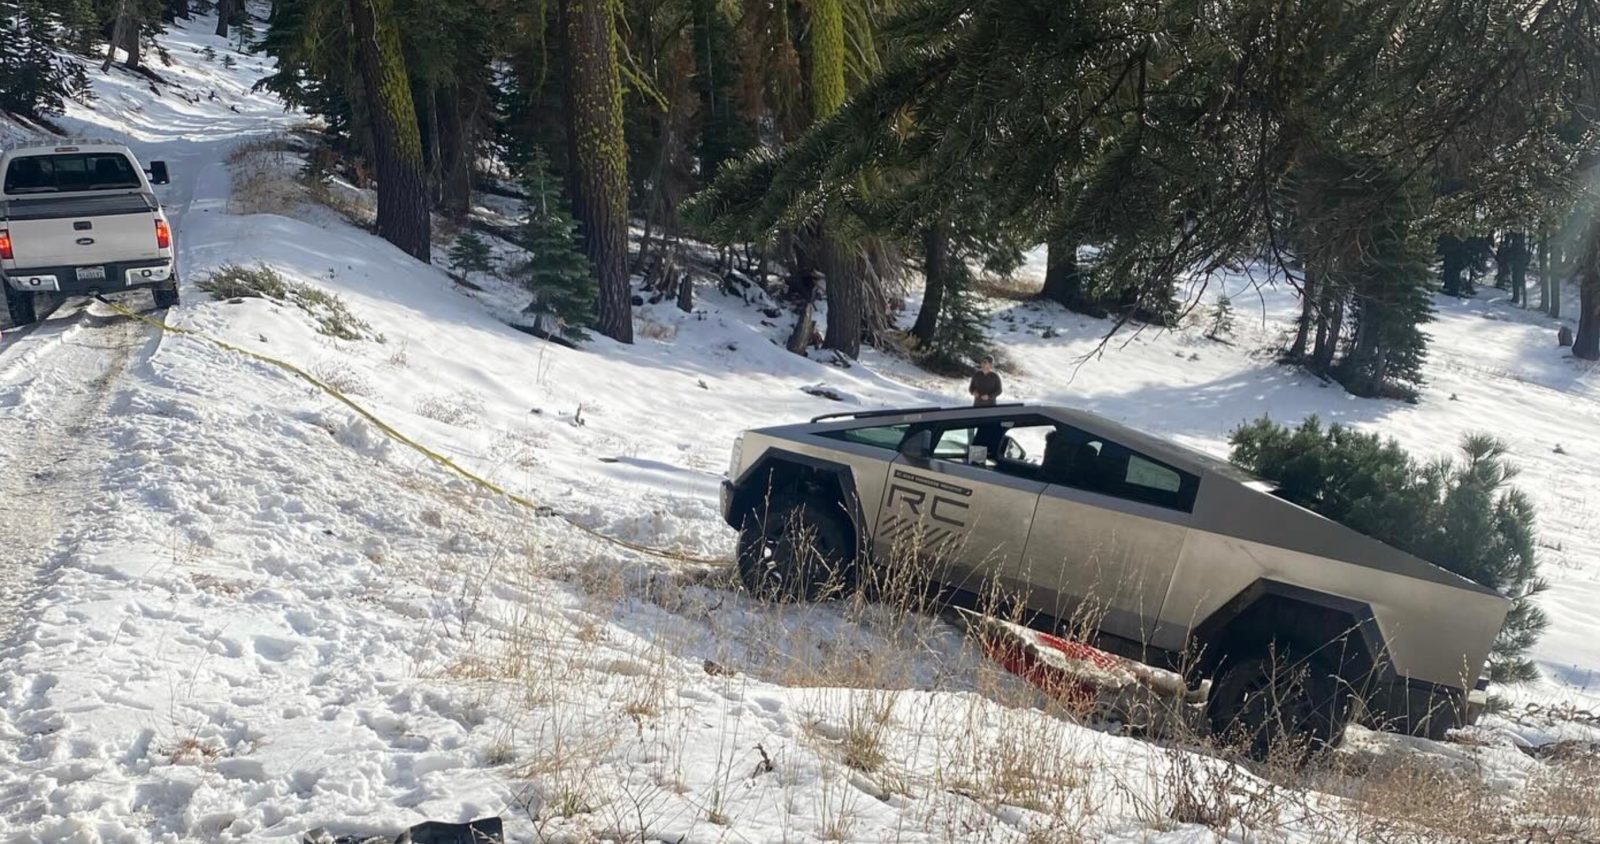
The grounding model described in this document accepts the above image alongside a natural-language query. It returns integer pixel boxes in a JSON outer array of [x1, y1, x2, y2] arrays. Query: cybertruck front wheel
[[736, 495, 857, 603]]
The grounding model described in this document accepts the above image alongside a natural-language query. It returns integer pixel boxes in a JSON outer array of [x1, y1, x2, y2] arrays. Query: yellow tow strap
[[95, 296, 730, 566]]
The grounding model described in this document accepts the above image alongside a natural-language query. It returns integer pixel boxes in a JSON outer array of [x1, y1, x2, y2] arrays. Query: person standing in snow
[[969, 357, 1005, 462], [969, 357, 1003, 407]]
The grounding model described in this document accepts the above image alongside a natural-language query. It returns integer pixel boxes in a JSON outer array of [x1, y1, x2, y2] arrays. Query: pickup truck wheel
[[5, 287, 38, 327], [737, 496, 856, 603], [1206, 649, 1349, 761], [152, 284, 179, 309]]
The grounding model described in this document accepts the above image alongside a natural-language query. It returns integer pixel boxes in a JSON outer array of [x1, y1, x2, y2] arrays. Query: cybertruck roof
[[799, 403, 1252, 478]]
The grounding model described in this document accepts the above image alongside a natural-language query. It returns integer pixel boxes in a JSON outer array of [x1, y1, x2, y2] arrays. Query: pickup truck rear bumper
[[4, 259, 174, 295]]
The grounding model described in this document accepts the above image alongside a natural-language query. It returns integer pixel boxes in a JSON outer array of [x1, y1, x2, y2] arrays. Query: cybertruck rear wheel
[[736, 496, 856, 603], [5, 287, 38, 327]]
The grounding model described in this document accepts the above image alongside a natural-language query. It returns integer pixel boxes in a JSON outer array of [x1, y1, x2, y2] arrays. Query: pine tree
[[688, 0, 751, 181], [1230, 418, 1548, 684], [514, 147, 596, 338], [447, 230, 494, 285], [917, 262, 990, 375], [1205, 294, 1235, 342], [0, 2, 88, 120], [1334, 182, 1434, 400]]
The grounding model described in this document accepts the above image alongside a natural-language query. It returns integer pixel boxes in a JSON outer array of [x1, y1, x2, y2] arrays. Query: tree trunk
[[103, 0, 129, 73], [677, 275, 694, 313], [1287, 267, 1318, 360], [1493, 234, 1512, 291], [1538, 230, 1551, 314], [561, 0, 631, 343], [437, 83, 474, 220], [348, 0, 431, 262], [1040, 237, 1083, 307], [820, 224, 862, 357], [803, 0, 861, 356], [1440, 234, 1466, 297], [1575, 219, 1600, 360], [786, 298, 816, 354], [215, 0, 233, 37], [1311, 288, 1343, 374], [423, 85, 442, 205], [165, 0, 189, 22], [1341, 296, 1384, 395], [785, 231, 817, 302], [1508, 231, 1529, 306], [122, 17, 141, 69], [912, 224, 949, 344]]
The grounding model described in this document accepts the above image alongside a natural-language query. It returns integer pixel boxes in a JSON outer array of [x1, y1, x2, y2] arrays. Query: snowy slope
[[2, 12, 1600, 844]]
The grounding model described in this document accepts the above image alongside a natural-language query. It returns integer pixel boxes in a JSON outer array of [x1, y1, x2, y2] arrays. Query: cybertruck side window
[[1044, 426, 1198, 511], [819, 423, 909, 451], [924, 415, 1057, 474]]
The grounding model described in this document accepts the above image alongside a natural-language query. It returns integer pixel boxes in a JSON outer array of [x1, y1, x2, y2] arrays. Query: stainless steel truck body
[[721, 404, 1509, 748]]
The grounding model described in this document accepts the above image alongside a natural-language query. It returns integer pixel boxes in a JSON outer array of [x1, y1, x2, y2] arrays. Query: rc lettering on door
[[879, 471, 971, 553]]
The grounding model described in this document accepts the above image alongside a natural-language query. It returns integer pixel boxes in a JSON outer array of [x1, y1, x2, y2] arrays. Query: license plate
[[76, 266, 106, 281]]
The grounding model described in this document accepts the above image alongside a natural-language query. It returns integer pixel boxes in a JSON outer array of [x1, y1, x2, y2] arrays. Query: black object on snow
[[301, 817, 503, 844], [399, 817, 504, 844]]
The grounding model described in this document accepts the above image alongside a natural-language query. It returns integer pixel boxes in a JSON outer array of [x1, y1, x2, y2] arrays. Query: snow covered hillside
[[2, 12, 1600, 844]]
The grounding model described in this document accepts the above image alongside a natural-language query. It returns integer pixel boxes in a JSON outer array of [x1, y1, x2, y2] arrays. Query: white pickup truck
[[1, 142, 179, 327]]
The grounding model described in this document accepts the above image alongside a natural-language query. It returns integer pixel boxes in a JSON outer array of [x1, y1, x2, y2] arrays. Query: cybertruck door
[[875, 424, 1045, 602], [1017, 428, 1196, 645]]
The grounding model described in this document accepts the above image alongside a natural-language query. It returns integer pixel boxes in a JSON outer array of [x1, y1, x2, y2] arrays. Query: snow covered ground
[[2, 11, 1600, 843]]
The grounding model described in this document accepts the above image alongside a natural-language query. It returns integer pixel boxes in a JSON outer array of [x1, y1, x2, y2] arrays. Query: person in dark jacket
[[969, 358, 1004, 461], [969, 358, 1003, 406]]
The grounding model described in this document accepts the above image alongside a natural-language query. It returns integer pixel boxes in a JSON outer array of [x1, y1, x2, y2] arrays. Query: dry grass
[[198, 264, 383, 343], [306, 177, 377, 227], [398, 486, 1600, 844], [309, 357, 373, 397], [973, 271, 1044, 302], [414, 390, 485, 428], [226, 132, 377, 225], [228, 135, 301, 217], [164, 735, 224, 766]]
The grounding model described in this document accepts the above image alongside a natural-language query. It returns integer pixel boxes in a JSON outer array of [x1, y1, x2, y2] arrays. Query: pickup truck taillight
[[0, 228, 11, 260], [155, 219, 171, 250]]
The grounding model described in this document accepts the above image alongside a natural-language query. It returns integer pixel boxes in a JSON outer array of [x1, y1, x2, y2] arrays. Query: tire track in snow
[[0, 308, 151, 646]]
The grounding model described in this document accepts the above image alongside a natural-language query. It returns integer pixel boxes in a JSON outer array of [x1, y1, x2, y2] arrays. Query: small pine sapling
[[448, 231, 495, 286], [1204, 294, 1235, 341], [514, 147, 597, 339], [918, 267, 993, 375]]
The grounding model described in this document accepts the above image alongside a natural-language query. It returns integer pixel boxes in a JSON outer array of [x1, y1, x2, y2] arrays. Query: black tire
[[153, 283, 179, 309], [736, 496, 857, 603], [1206, 647, 1350, 761], [5, 287, 38, 327]]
